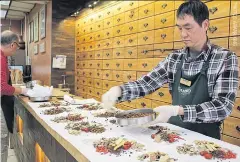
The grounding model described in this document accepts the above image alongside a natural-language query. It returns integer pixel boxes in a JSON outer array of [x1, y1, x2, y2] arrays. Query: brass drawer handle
[[106, 53, 110, 56], [106, 32, 110, 35], [77, 79, 79, 82], [91, 18, 93, 21], [106, 43, 110, 46], [77, 48, 79, 50], [129, 26, 133, 31], [128, 51, 132, 55], [97, 82, 99, 85], [129, 39, 133, 43], [97, 63, 100, 67], [89, 72, 92, 75], [161, 18, 167, 24], [83, 72, 85, 75], [129, 2, 134, 6], [98, 15, 101, 18], [116, 63, 120, 67], [117, 7, 121, 11], [209, 26, 218, 33], [117, 18, 121, 22], [97, 92, 100, 95], [84, 21, 86, 24], [129, 14, 134, 18], [116, 74, 120, 78], [89, 81, 92, 84], [116, 52, 120, 56], [162, 3, 167, 9], [106, 73, 109, 77], [89, 63, 92, 66], [83, 80, 85, 83], [83, 47, 86, 50], [141, 102, 146, 107], [77, 40, 79, 43], [90, 36, 92, 39], [117, 29, 121, 33], [98, 25, 101, 28], [160, 49, 166, 53], [90, 27, 93, 30], [144, 23, 148, 27], [142, 50, 148, 54], [158, 92, 164, 97], [90, 54, 93, 57], [97, 54, 100, 57], [106, 84, 109, 87], [144, 9, 149, 14], [84, 29, 86, 32], [77, 87, 79, 89], [107, 11, 111, 15], [77, 32, 79, 34], [117, 41, 120, 44], [83, 38, 85, 41], [128, 63, 132, 67], [83, 55, 86, 58], [83, 63, 85, 66], [237, 106, 240, 111], [209, 7, 218, 14], [77, 56, 80, 59], [127, 75, 131, 79], [142, 63, 148, 67], [89, 90, 92, 93], [143, 36, 148, 41], [77, 71, 80, 75], [98, 44, 101, 47], [127, 100, 131, 103], [97, 73, 100, 76], [90, 46, 92, 49], [236, 126, 240, 132], [98, 34, 101, 38], [161, 34, 167, 39], [107, 22, 110, 25], [106, 63, 109, 67]]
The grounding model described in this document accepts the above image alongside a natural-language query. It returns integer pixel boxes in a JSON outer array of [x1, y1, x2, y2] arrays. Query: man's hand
[[21, 87, 29, 96], [101, 86, 122, 110], [143, 105, 182, 126]]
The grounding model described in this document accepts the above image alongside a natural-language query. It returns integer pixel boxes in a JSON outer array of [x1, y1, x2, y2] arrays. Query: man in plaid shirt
[[102, 0, 238, 139]]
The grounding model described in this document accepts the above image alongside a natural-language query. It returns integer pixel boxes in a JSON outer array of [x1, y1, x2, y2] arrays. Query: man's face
[[9, 41, 20, 55], [176, 14, 209, 48]]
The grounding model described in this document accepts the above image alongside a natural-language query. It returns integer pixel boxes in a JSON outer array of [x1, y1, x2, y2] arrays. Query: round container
[[29, 96, 51, 102], [115, 108, 156, 126]]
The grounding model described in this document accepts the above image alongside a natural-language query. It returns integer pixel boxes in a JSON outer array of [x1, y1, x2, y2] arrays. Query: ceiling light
[[93, 1, 98, 5], [0, 10, 7, 19], [88, 4, 92, 8], [76, 11, 79, 14]]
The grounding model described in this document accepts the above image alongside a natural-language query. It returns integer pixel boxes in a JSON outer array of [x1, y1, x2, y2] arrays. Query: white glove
[[143, 105, 180, 126], [21, 87, 29, 96], [101, 86, 122, 110]]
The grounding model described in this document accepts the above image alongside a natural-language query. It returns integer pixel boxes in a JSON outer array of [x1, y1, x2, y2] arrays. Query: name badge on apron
[[180, 78, 191, 87]]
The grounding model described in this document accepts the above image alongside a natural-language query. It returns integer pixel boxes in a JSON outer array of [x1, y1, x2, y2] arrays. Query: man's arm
[[118, 56, 170, 102], [181, 52, 239, 123]]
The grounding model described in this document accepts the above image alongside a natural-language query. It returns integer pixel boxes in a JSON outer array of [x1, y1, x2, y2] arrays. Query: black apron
[[1, 75, 14, 133], [168, 53, 221, 139]]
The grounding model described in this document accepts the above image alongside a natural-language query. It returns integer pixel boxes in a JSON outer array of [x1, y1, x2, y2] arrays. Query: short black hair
[[177, 0, 209, 26]]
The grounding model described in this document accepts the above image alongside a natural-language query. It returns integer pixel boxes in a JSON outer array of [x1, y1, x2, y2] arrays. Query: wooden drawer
[[112, 59, 124, 70], [103, 27, 113, 39], [137, 58, 155, 71], [75, 69, 81, 77], [112, 70, 123, 81], [231, 98, 240, 118], [87, 78, 93, 87], [152, 88, 171, 103], [95, 50, 103, 59], [102, 49, 113, 59], [80, 36, 86, 44], [208, 17, 229, 38], [76, 37, 81, 44], [88, 42, 95, 51], [76, 53, 81, 61], [230, 15, 240, 36], [229, 36, 240, 56], [81, 77, 88, 86], [231, 1, 240, 16], [124, 59, 138, 71], [104, 16, 114, 29], [102, 70, 112, 80], [102, 60, 113, 69], [138, 44, 154, 58], [102, 38, 113, 49], [76, 61, 81, 69], [122, 100, 136, 108], [87, 87, 95, 95], [154, 43, 174, 58], [102, 80, 123, 90], [153, 58, 165, 66], [222, 135, 240, 146], [125, 21, 138, 35], [138, 30, 154, 45], [95, 40, 103, 50], [94, 88, 102, 98], [223, 117, 240, 139], [94, 69, 103, 79], [210, 38, 228, 49], [113, 24, 125, 37], [137, 71, 148, 79], [113, 35, 125, 48], [88, 16, 95, 25], [96, 11, 104, 22], [88, 61, 95, 69], [85, 34, 94, 42], [94, 31, 104, 41], [114, 13, 125, 26], [174, 41, 185, 49], [125, 8, 139, 23], [124, 33, 138, 47], [138, 16, 154, 32], [95, 21, 104, 31], [96, 60, 103, 69], [155, 27, 174, 43], [206, 1, 230, 19], [124, 1, 139, 11], [135, 98, 152, 108], [152, 100, 169, 108], [138, 2, 154, 19], [113, 3, 125, 15], [104, 8, 114, 18], [113, 47, 125, 59], [87, 70, 94, 78], [155, 11, 175, 29], [125, 46, 138, 59], [76, 77, 81, 85], [86, 51, 95, 60], [123, 71, 137, 82], [155, 1, 174, 15], [76, 45, 81, 53], [88, 24, 95, 33], [139, 1, 154, 7]]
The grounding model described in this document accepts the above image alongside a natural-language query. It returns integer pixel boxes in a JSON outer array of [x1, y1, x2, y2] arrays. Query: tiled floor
[[7, 148, 18, 162]]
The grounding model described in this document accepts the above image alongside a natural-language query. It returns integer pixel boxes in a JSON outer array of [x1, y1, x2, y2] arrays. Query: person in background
[[102, 0, 238, 139], [1, 30, 29, 162]]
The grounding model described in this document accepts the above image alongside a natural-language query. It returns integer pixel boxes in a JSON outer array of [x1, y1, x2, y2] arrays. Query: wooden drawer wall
[[75, 0, 240, 145]]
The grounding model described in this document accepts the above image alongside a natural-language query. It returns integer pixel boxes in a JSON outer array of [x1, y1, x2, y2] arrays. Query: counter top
[[15, 90, 240, 162]]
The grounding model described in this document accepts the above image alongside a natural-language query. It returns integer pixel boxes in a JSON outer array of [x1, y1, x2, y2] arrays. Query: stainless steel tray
[[115, 108, 156, 126], [29, 96, 51, 102]]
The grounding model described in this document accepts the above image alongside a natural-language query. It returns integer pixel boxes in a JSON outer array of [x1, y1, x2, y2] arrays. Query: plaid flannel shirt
[[118, 41, 239, 123]]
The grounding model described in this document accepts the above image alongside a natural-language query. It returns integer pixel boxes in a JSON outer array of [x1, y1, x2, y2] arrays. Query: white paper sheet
[[27, 99, 240, 162]]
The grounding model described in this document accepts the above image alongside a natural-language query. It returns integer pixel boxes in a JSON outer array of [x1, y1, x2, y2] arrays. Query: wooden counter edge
[[15, 94, 90, 162]]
